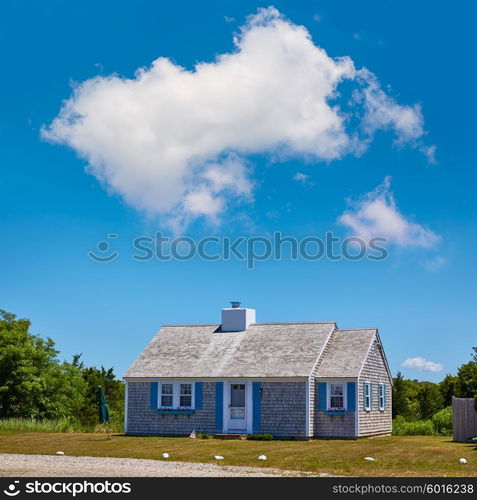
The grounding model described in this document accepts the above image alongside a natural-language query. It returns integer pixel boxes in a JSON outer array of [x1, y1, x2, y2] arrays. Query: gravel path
[[0, 454, 320, 477]]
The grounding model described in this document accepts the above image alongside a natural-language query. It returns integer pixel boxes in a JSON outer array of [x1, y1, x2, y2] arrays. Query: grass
[[0, 418, 123, 433], [0, 432, 475, 476]]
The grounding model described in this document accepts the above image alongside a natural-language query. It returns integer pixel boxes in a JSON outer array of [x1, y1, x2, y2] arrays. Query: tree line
[[0, 309, 124, 428], [392, 347, 477, 421]]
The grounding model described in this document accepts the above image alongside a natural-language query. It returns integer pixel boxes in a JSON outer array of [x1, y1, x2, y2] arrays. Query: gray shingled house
[[124, 304, 392, 439]]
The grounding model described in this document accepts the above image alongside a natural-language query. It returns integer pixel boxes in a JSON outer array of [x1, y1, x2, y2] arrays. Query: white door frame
[[222, 381, 253, 434]]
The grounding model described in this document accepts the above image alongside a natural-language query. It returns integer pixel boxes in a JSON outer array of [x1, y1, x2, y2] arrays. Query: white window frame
[[158, 382, 195, 409], [363, 381, 371, 411], [327, 382, 347, 411], [378, 383, 385, 411]]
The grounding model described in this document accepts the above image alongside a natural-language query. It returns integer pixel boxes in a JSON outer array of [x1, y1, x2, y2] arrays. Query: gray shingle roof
[[124, 322, 336, 378], [314, 329, 377, 378]]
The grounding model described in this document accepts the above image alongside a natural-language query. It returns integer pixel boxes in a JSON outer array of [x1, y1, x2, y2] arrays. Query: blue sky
[[1, 0, 475, 382]]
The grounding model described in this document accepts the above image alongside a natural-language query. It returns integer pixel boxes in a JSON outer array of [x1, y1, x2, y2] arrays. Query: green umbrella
[[97, 385, 110, 423]]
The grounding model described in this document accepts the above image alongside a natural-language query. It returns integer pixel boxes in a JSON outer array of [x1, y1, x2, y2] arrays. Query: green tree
[[439, 374, 458, 406], [74, 359, 124, 427], [0, 310, 85, 418], [392, 372, 409, 418], [418, 383, 444, 420], [456, 362, 477, 397]]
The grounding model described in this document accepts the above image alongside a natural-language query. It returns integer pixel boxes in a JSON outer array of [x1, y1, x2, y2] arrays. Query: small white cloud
[[402, 357, 443, 372], [420, 144, 437, 164], [224, 16, 235, 23], [293, 172, 311, 184], [43, 7, 431, 228], [338, 176, 439, 248]]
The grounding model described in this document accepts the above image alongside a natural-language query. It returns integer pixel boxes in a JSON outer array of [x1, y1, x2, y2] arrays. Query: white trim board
[[124, 380, 128, 434], [123, 376, 308, 383]]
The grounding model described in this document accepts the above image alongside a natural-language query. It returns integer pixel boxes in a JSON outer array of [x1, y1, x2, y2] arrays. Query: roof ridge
[[163, 324, 220, 327], [337, 328, 378, 332], [162, 321, 337, 327], [252, 321, 336, 325]]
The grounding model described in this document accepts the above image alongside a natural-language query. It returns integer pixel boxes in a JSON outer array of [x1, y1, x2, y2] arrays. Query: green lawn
[[0, 432, 474, 477]]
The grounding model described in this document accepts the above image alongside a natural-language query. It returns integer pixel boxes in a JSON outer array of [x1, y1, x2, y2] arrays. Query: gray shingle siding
[[315, 411, 356, 437], [358, 338, 392, 437], [126, 382, 218, 436], [259, 382, 307, 438]]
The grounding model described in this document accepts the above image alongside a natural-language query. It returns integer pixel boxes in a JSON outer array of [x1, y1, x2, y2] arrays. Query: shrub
[[196, 432, 210, 439], [431, 406, 452, 436], [392, 416, 435, 436], [246, 433, 273, 440]]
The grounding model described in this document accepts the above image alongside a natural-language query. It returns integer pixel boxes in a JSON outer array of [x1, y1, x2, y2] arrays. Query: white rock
[[56, 451, 64, 456], [364, 457, 376, 461], [214, 455, 224, 460], [459, 458, 467, 464], [258, 455, 267, 461], [162, 453, 169, 459]]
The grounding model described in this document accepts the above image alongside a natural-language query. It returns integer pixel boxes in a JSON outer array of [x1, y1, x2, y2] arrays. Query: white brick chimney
[[221, 302, 256, 332]]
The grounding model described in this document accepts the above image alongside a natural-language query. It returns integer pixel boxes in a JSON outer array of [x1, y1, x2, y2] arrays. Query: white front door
[[228, 383, 247, 432]]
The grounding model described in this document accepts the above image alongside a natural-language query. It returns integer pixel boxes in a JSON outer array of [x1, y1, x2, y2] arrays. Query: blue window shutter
[[318, 382, 327, 411], [363, 382, 367, 410], [347, 382, 356, 411], [150, 382, 158, 409], [195, 382, 203, 410], [252, 382, 261, 431], [215, 382, 223, 431], [383, 384, 387, 410], [370, 383, 373, 409]]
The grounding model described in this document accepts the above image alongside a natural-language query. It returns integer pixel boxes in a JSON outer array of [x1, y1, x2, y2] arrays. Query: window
[[158, 382, 194, 409], [328, 383, 345, 409], [363, 382, 371, 411], [180, 383, 192, 407], [378, 383, 386, 410], [161, 383, 173, 407]]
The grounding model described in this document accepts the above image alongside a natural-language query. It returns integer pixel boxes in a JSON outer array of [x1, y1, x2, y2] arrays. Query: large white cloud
[[402, 357, 443, 372], [338, 177, 439, 247], [42, 7, 430, 227]]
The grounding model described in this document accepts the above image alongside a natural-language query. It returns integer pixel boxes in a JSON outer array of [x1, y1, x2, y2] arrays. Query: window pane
[[330, 396, 344, 408], [379, 385, 384, 408], [161, 395, 173, 407], [231, 384, 245, 407], [162, 384, 173, 395], [365, 383, 370, 408], [331, 384, 344, 396], [180, 384, 192, 395], [180, 395, 192, 407]]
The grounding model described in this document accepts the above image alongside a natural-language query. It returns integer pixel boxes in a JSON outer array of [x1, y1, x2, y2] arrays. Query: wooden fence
[[452, 397, 477, 442]]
